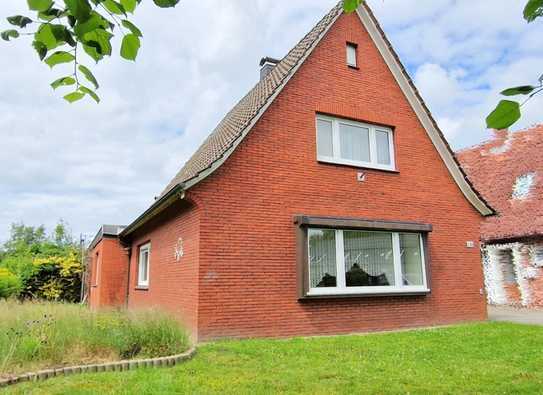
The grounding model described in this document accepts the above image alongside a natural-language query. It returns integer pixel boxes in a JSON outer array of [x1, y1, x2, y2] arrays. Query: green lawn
[[5, 322, 543, 394]]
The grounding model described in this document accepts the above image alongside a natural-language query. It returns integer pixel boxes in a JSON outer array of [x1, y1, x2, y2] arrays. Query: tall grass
[[0, 300, 189, 376]]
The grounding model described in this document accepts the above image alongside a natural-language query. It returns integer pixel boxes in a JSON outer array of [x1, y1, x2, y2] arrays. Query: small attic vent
[[512, 172, 536, 199]]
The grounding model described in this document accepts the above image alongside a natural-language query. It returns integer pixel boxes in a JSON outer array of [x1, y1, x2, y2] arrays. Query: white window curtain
[[308, 228, 427, 295]]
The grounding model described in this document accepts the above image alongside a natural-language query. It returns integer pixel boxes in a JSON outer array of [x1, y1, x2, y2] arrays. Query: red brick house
[[458, 125, 543, 308], [88, 2, 494, 341]]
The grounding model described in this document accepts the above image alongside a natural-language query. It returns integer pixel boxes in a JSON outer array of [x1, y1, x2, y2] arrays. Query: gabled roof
[[121, 1, 493, 237], [160, 2, 343, 195], [457, 125, 543, 242]]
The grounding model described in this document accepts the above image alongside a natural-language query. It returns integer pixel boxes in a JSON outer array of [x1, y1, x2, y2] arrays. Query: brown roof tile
[[160, 2, 343, 196]]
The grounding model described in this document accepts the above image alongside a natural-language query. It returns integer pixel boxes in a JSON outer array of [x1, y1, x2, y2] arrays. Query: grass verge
[[4, 321, 543, 394], [0, 300, 189, 377]]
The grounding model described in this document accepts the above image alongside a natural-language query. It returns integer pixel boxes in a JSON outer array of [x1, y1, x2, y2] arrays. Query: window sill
[[348, 65, 360, 70], [317, 157, 398, 173], [135, 286, 149, 291], [300, 289, 430, 300]]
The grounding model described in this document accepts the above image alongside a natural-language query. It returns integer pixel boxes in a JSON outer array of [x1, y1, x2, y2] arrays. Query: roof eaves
[[176, 5, 344, 192], [88, 224, 127, 251], [120, 183, 186, 238]]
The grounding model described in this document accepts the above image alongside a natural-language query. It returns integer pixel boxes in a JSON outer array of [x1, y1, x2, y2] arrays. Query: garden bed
[[0, 300, 189, 378]]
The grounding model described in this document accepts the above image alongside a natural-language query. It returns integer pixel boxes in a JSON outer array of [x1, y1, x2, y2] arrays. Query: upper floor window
[[346, 42, 357, 68], [316, 114, 395, 171], [138, 243, 151, 288]]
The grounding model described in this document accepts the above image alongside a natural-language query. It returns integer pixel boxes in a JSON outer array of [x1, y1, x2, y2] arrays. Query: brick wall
[[190, 12, 486, 340], [127, 200, 200, 340], [124, 12, 487, 341], [88, 237, 129, 309]]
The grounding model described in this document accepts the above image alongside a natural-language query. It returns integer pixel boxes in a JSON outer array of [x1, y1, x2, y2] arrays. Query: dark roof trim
[[120, 184, 185, 238], [294, 215, 432, 232], [259, 57, 281, 66], [88, 224, 127, 251]]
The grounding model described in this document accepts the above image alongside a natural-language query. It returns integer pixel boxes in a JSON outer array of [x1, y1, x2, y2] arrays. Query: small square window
[[346, 43, 357, 67]]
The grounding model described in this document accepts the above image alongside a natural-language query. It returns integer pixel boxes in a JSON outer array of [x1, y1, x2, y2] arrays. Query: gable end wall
[[191, 12, 486, 340]]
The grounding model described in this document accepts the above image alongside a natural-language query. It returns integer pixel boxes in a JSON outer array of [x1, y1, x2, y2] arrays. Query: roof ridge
[[159, 1, 343, 197], [457, 124, 543, 155]]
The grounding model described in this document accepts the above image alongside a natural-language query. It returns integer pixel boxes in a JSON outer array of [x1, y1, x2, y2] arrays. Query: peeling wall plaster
[[512, 172, 536, 200], [486, 134, 513, 155], [483, 242, 543, 307]]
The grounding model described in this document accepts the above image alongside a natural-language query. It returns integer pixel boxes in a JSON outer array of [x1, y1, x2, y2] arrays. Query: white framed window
[[307, 228, 428, 296], [316, 114, 395, 171], [346, 42, 357, 67], [138, 243, 151, 288]]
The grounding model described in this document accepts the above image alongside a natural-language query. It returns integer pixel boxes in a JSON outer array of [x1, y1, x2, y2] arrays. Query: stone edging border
[[0, 347, 196, 388]]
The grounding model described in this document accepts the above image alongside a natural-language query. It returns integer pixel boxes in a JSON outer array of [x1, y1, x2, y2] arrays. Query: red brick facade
[[88, 237, 128, 309], [90, 11, 488, 340]]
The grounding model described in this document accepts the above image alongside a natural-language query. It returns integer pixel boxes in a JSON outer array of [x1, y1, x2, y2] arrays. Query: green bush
[[0, 268, 21, 299], [0, 301, 189, 375], [0, 221, 83, 303]]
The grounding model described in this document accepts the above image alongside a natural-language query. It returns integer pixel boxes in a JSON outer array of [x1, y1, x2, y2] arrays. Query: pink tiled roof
[[457, 125, 543, 242]]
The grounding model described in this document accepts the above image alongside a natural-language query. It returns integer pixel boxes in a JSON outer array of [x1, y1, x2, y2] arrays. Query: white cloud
[[0, 0, 541, 242]]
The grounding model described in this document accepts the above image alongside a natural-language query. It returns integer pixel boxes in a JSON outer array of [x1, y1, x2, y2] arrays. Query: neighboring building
[[88, 2, 494, 341], [458, 125, 543, 308]]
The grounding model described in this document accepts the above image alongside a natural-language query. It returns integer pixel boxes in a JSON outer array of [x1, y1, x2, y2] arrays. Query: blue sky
[[0, 0, 541, 243]]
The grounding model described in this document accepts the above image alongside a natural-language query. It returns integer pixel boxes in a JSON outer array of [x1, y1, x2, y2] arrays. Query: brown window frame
[[294, 215, 432, 299]]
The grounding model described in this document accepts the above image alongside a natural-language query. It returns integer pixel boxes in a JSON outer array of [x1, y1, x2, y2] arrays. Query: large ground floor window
[[305, 225, 429, 296]]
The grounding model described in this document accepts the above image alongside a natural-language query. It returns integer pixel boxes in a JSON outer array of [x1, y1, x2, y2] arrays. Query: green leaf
[[37, 8, 63, 22], [120, 33, 140, 61], [120, 0, 137, 13], [500, 85, 537, 96], [32, 40, 47, 60], [102, 0, 126, 15], [27, 0, 53, 12], [64, 91, 86, 103], [44, 51, 75, 68], [1, 30, 19, 42], [83, 43, 103, 62], [343, 0, 364, 13], [486, 100, 521, 130], [74, 12, 110, 39], [51, 76, 76, 89], [82, 28, 113, 60], [79, 86, 100, 103], [121, 20, 142, 37], [78, 65, 99, 89], [64, 0, 92, 23], [152, 0, 180, 8], [35, 24, 71, 50], [7, 16, 33, 28], [524, 0, 543, 22]]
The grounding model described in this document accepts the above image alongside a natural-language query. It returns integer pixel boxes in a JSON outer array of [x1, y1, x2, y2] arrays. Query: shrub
[[0, 301, 189, 375], [0, 268, 21, 299], [25, 251, 82, 302]]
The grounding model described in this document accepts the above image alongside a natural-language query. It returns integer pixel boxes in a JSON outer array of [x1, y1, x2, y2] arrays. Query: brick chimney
[[259, 57, 280, 81]]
